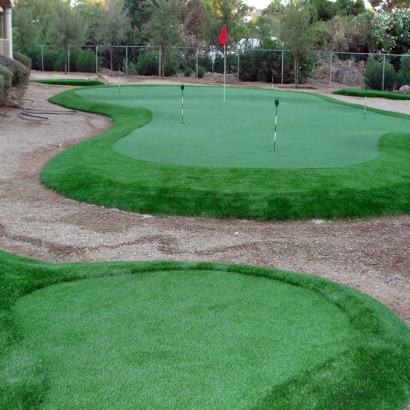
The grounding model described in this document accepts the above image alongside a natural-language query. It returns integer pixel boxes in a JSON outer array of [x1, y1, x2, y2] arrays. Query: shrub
[[0, 73, 6, 106], [197, 65, 206, 78], [24, 46, 63, 71], [184, 66, 193, 76], [0, 55, 30, 102], [397, 53, 410, 88], [70, 48, 101, 73], [364, 55, 396, 91], [13, 52, 31, 71], [136, 51, 158, 76], [0, 63, 12, 106]]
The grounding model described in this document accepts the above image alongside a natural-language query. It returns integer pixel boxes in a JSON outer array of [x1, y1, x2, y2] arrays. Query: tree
[[143, 0, 186, 77], [94, 0, 131, 72], [12, 3, 40, 52], [204, 0, 249, 46], [279, 0, 315, 87], [48, 1, 87, 73], [184, 0, 208, 46]]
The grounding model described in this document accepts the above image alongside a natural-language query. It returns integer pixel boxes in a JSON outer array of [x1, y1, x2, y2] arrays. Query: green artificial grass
[[334, 88, 410, 100], [76, 86, 410, 169], [31, 79, 105, 87], [1, 250, 409, 409], [41, 85, 410, 220]]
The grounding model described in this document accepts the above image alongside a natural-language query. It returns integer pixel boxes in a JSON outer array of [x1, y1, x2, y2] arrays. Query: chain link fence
[[20, 44, 410, 91]]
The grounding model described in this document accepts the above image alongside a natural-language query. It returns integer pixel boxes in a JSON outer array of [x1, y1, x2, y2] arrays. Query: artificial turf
[[41, 84, 410, 220], [31, 79, 105, 87], [333, 88, 410, 100], [76, 85, 410, 169], [1, 250, 410, 409]]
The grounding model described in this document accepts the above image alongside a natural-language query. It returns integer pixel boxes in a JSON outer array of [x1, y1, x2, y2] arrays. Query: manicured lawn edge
[[0, 249, 409, 409], [333, 88, 410, 100], [31, 79, 105, 87], [41, 85, 410, 220]]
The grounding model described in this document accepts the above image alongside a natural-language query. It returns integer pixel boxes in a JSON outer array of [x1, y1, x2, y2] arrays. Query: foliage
[[48, 1, 88, 73], [0, 70, 8, 106], [197, 65, 206, 77], [184, 0, 208, 46], [364, 55, 396, 91], [184, 66, 194, 76], [94, 0, 131, 72], [136, 51, 159, 75], [397, 53, 410, 88], [143, 0, 186, 77], [11, 2, 39, 53], [0, 55, 30, 102], [69, 48, 101, 72], [13, 52, 32, 71], [279, 0, 315, 87]]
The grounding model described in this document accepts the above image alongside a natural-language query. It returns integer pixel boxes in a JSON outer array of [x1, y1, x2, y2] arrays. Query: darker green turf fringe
[[31, 79, 105, 87], [333, 88, 410, 100], [0, 250, 409, 409]]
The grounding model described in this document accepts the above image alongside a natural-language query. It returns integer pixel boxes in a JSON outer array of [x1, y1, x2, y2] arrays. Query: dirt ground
[[0, 72, 409, 341]]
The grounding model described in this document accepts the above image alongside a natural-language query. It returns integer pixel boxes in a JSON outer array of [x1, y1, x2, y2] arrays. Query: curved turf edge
[[41, 86, 410, 220], [0, 250, 409, 409]]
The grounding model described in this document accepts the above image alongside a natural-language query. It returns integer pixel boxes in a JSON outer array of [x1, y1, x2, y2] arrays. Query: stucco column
[[2, 5, 12, 57]]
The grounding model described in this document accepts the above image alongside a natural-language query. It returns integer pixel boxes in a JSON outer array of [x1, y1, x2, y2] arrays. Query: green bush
[[0, 63, 12, 106], [13, 52, 31, 71], [197, 65, 206, 78], [70, 48, 101, 73], [184, 66, 193, 76], [0, 63, 12, 88], [136, 51, 158, 76], [0, 55, 30, 86], [397, 53, 410, 88], [239, 48, 314, 84], [364, 55, 396, 91], [24, 46, 63, 71]]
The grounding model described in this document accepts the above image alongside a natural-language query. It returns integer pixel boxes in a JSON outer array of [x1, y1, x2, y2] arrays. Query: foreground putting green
[[2, 252, 409, 409], [77, 85, 410, 169], [42, 85, 410, 219]]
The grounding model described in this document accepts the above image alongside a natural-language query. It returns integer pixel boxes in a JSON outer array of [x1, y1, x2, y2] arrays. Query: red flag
[[219, 24, 227, 45]]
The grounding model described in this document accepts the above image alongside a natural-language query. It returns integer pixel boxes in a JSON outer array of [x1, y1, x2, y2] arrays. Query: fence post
[[281, 50, 284, 84], [68, 46, 70, 73], [329, 51, 332, 87], [158, 48, 161, 78], [237, 51, 240, 80], [41, 45, 44, 72], [126, 46, 128, 74], [382, 54, 386, 91], [196, 48, 198, 78], [95, 46, 98, 73]]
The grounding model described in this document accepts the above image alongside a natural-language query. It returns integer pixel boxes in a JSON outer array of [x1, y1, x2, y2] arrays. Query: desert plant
[[0, 63, 13, 105], [13, 52, 32, 71], [197, 65, 206, 78], [136, 51, 158, 76], [364, 55, 396, 91], [397, 53, 410, 88], [184, 66, 194, 76]]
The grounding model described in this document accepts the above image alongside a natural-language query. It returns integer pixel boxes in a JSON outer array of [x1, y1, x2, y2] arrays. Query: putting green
[[77, 85, 410, 169], [13, 271, 353, 409]]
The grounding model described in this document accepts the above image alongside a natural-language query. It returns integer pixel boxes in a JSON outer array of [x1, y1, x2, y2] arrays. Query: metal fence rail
[[17, 44, 410, 91]]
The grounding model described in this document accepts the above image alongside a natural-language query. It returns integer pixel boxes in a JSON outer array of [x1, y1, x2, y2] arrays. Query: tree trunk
[[294, 54, 300, 88], [110, 46, 113, 74]]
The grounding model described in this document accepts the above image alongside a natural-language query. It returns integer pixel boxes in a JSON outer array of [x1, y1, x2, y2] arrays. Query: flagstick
[[223, 44, 226, 102]]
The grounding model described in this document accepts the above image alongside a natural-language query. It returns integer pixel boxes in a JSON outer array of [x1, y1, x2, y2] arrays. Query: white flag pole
[[223, 44, 226, 102]]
